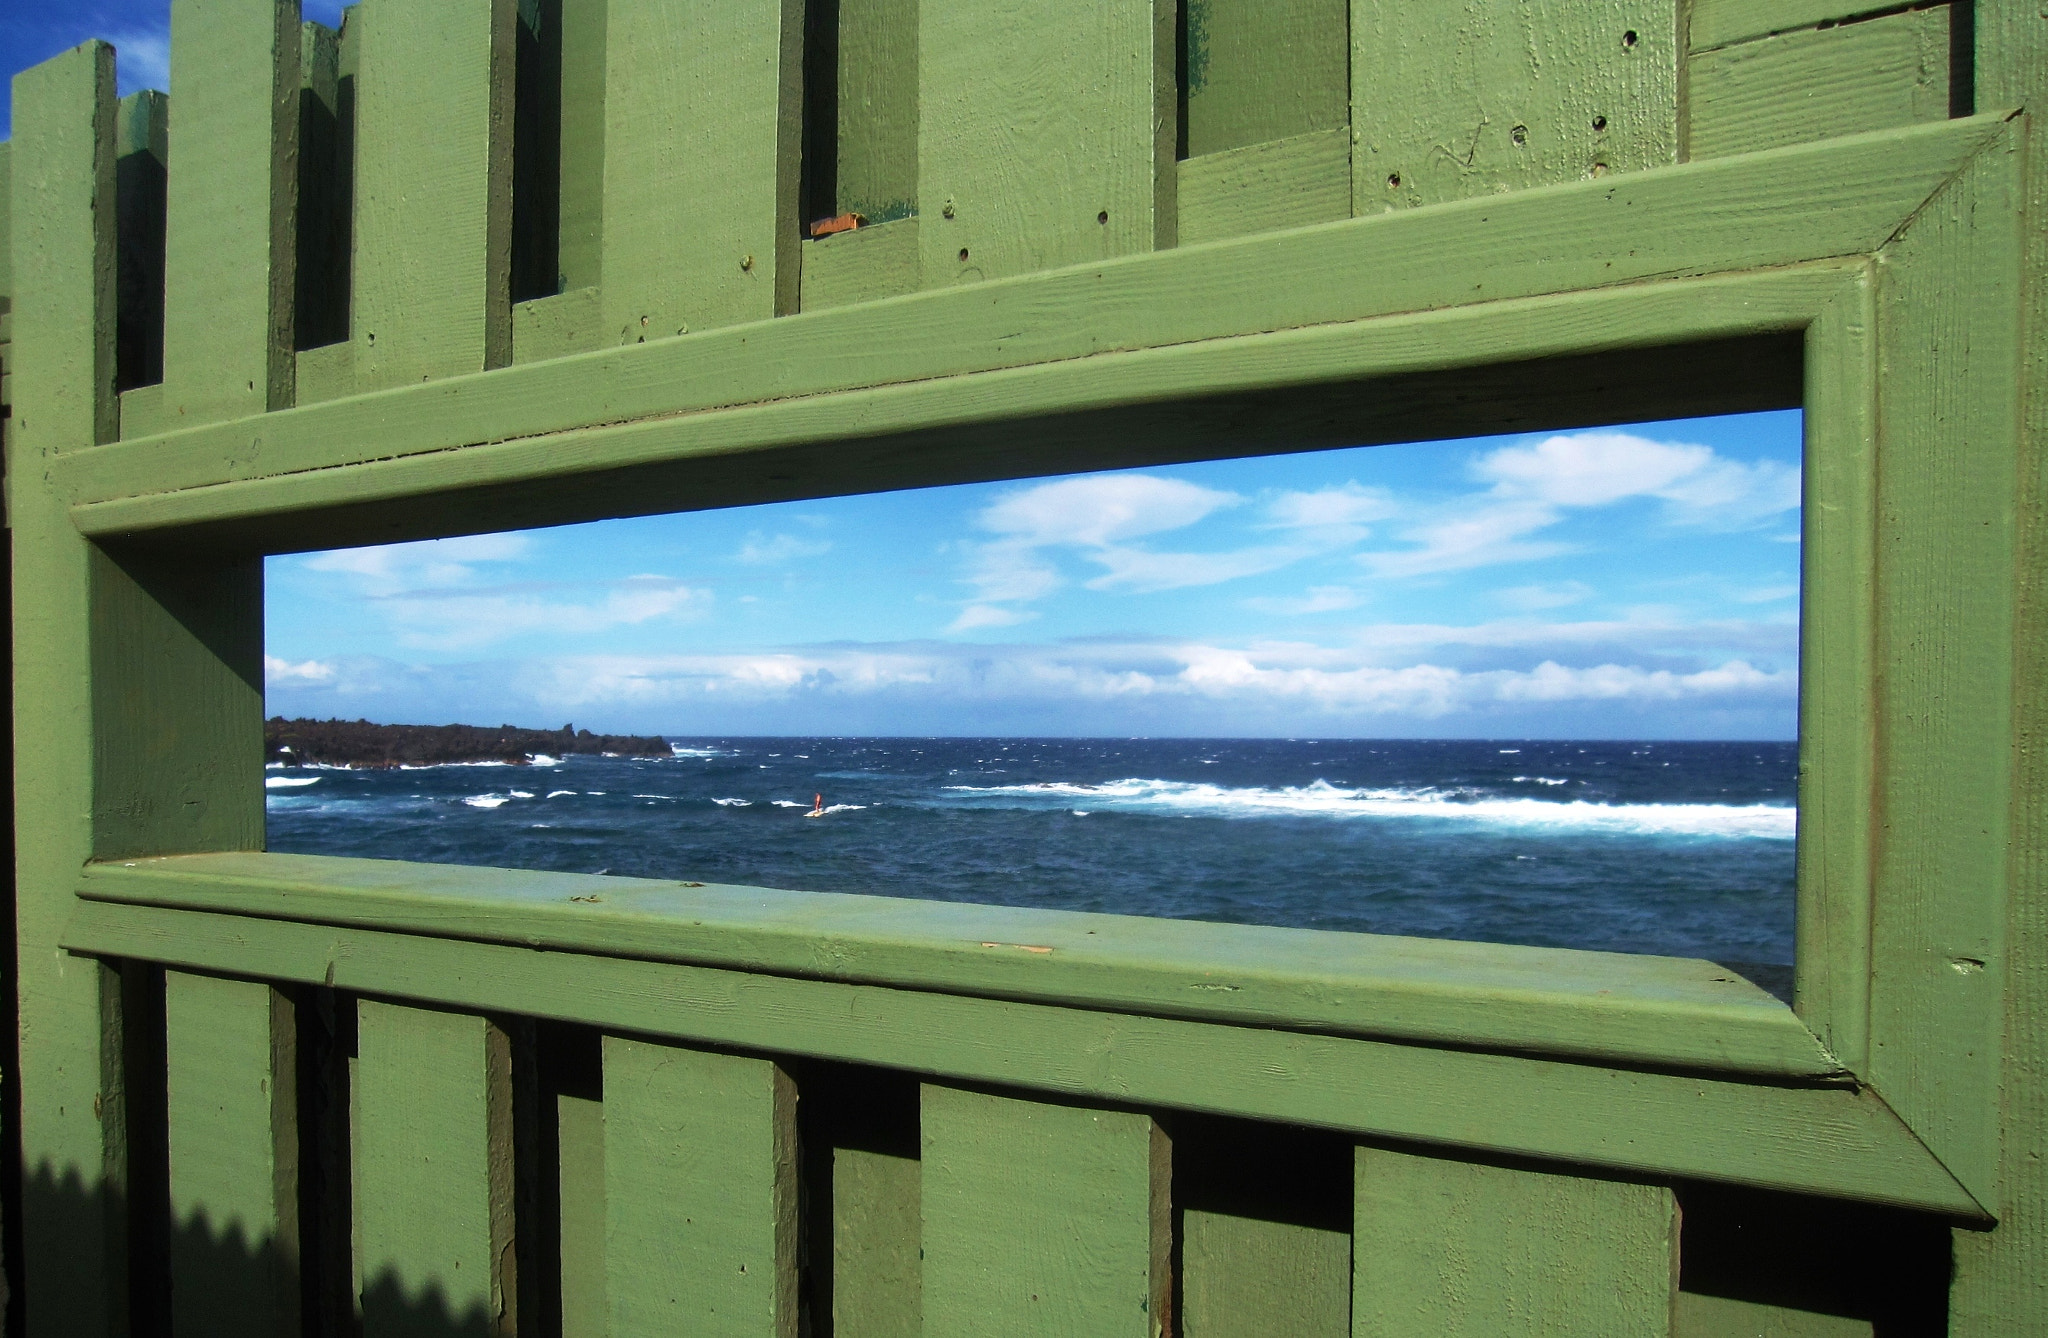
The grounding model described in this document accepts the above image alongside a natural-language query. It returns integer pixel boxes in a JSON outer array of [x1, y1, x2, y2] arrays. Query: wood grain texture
[[1948, 4, 2048, 1333], [598, 0, 804, 343], [60, 118, 1991, 521], [6, 44, 128, 1338], [836, 0, 918, 224], [1182, 0, 1349, 156], [1352, 1146, 1677, 1337], [512, 286, 602, 364], [1176, 127, 1351, 246], [555, 0, 606, 292], [1688, 0, 1932, 54], [1180, 1210, 1349, 1337], [800, 217, 920, 310], [353, 1000, 510, 1336], [1351, 0, 1677, 213], [75, 849, 1835, 1077], [59, 895, 1981, 1215], [164, 971, 297, 1336], [921, 1084, 1170, 1337], [603, 1037, 798, 1337], [350, 0, 515, 389], [832, 1146, 921, 1337], [919, 0, 1171, 283], [293, 340, 354, 405], [160, 0, 299, 424], [1686, 8, 1952, 160], [1865, 130, 2023, 1212]]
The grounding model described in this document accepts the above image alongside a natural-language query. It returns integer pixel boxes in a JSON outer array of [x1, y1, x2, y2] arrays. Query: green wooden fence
[[3, 0, 2042, 1333]]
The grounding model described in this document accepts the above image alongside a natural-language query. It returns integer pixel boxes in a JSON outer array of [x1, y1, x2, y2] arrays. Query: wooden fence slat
[[7, 45, 125, 1338], [164, 971, 297, 1336], [599, 0, 804, 344], [558, 1089, 606, 1338], [918, 0, 1174, 285], [354, 1000, 514, 1336], [1351, 0, 1678, 213], [1182, 1210, 1350, 1337], [1685, 8, 1951, 160], [603, 1037, 798, 1337], [351, 0, 515, 389], [160, 0, 299, 424], [1672, 1292, 1870, 1337], [1182, 0, 1349, 158], [831, 1143, 921, 1336], [921, 1084, 1170, 1337], [1352, 1146, 1677, 1338]]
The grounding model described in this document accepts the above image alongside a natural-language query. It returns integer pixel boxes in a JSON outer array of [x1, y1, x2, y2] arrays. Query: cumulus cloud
[[264, 656, 335, 685], [1360, 431, 1801, 578], [735, 531, 832, 564]]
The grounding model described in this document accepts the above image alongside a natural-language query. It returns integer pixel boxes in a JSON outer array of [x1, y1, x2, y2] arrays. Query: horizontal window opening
[[264, 410, 1802, 998]]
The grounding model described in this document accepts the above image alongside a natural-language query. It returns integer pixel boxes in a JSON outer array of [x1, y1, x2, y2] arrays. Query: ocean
[[265, 736, 1798, 998]]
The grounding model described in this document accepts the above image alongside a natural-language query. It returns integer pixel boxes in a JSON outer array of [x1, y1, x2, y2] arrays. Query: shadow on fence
[[21, 1164, 494, 1337]]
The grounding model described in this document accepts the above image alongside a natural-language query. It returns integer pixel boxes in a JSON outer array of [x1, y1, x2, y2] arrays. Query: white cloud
[[1360, 430, 1801, 578], [264, 655, 334, 684], [1263, 482, 1395, 531], [1244, 586, 1363, 616], [735, 531, 832, 564], [978, 474, 1239, 547], [108, 28, 169, 94], [302, 533, 532, 595], [1084, 542, 1331, 594], [949, 603, 1037, 632], [382, 576, 710, 651]]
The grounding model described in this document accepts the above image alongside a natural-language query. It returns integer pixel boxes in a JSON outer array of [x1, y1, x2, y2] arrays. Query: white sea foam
[[771, 800, 806, 808], [669, 745, 727, 758], [463, 795, 509, 809], [940, 778, 1795, 839], [529, 754, 562, 767], [509, 790, 535, 799], [1512, 776, 1570, 786], [814, 804, 866, 814], [265, 776, 321, 789], [713, 798, 752, 807], [546, 790, 577, 798]]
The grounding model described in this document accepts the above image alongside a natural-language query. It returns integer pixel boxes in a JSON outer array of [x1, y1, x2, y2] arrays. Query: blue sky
[[265, 413, 1805, 739], [2, 0, 347, 138]]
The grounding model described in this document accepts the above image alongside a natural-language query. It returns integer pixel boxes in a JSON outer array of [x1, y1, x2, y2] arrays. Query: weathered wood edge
[[77, 852, 1839, 1078], [54, 116, 2004, 514], [56, 896, 1984, 1218], [69, 260, 1858, 542]]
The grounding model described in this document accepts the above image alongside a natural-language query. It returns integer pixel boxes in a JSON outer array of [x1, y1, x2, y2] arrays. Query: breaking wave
[[939, 778, 1795, 839]]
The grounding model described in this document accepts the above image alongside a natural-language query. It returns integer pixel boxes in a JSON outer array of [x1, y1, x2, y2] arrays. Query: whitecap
[[713, 798, 752, 807], [816, 803, 866, 814], [670, 745, 727, 758], [1512, 776, 1569, 786], [529, 754, 562, 767], [508, 790, 535, 799], [632, 794, 674, 800], [771, 800, 806, 808], [265, 776, 321, 789], [546, 790, 576, 798], [462, 795, 509, 809], [940, 778, 1794, 839]]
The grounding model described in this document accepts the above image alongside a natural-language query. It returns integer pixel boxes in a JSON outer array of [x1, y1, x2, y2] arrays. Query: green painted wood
[[1180, 1210, 1349, 1337], [555, 0, 606, 292], [74, 849, 1836, 1077], [1686, 8, 1952, 160], [558, 1091, 607, 1338], [1948, 4, 2048, 1332], [294, 18, 351, 354], [512, 286, 602, 364], [1351, 0, 1677, 213], [603, 1037, 798, 1337], [1183, 0, 1349, 157], [1672, 1292, 1869, 1337], [164, 970, 297, 1336], [922, 1084, 1170, 1337], [63, 894, 1980, 1215], [350, 0, 515, 389], [293, 341, 355, 406], [114, 89, 167, 402], [1352, 1146, 1677, 1337], [7, 44, 127, 1338], [1177, 127, 1350, 246], [117, 384, 168, 440], [160, 0, 299, 424], [1791, 279, 1877, 1070], [1687, 0, 1927, 54], [353, 999, 513, 1335], [1863, 120, 2024, 1215], [836, 0, 918, 224], [61, 119, 1989, 520], [919, 0, 1173, 284], [799, 218, 920, 310], [832, 1145, 921, 1337], [598, 0, 804, 344]]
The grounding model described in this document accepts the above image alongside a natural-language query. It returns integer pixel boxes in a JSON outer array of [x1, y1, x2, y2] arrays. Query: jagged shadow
[[20, 1163, 492, 1336]]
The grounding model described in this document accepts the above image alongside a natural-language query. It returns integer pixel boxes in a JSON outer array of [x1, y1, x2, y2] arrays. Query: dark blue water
[[266, 737, 1796, 983]]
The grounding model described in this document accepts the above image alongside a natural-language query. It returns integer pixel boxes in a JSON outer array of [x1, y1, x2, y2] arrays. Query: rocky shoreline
[[265, 717, 671, 768]]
